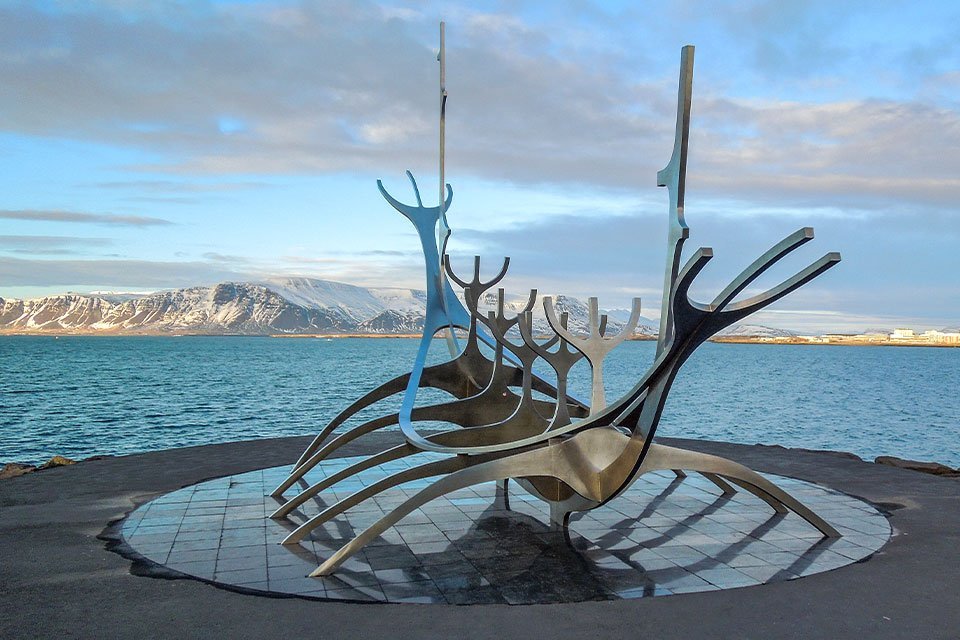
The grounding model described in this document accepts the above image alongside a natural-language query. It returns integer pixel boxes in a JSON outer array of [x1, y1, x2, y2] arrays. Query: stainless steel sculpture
[[272, 40, 842, 577]]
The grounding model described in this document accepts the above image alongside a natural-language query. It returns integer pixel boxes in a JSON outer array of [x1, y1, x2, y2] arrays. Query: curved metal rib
[[308, 443, 580, 575], [291, 371, 410, 469], [291, 356, 492, 470], [284, 454, 473, 545], [274, 414, 402, 497], [272, 442, 418, 519], [635, 444, 839, 537], [281, 355, 490, 492], [721, 252, 841, 318], [272, 378, 559, 505], [274, 394, 568, 523], [708, 227, 814, 311]]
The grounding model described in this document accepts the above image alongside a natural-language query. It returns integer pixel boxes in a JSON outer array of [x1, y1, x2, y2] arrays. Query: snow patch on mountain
[[367, 288, 428, 314], [258, 277, 383, 324], [717, 324, 797, 338]]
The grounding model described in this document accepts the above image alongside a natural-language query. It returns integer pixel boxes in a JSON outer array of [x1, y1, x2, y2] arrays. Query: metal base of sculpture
[[271, 42, 842, 577]]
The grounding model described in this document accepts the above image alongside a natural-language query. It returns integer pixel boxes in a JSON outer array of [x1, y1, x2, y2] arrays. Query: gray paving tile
[[166, 560, 217, 578]]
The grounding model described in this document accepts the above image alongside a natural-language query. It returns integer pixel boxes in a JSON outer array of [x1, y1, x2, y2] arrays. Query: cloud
[[689, 98, 960, 208], [0, 256, 244, 289], [449, 201, 960, 331], [0, 1, 954, 215], [274, 252, 425, 290], [201, 252, 250, 264], [354, 249, 413, 257], [0, 235, 112, 255], [0, 209, 172, 226], [89, 179, 273, 193]]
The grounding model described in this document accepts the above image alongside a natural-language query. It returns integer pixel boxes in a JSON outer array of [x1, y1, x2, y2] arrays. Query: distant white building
[[890, 328, 915, 340]]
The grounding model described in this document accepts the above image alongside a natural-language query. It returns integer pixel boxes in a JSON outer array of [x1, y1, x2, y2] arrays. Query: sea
[[1, 336, 958, 468]]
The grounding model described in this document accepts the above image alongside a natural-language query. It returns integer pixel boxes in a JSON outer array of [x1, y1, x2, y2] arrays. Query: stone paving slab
[[1, 433, 958, 639]]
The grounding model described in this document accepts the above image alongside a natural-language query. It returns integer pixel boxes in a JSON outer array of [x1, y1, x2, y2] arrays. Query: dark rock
[[38, 455, 76, 470], [0, 462, 37, 480], [758, 444, 862, 461], [875, 456, 960, 477], [794, 447, 862, 461]]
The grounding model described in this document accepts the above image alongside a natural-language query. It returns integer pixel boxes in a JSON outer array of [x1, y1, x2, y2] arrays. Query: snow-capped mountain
[[0, 277, 659, 337], [0, 284, 345, 334], [357, 309, 424, 334], [716, 324, 797, 338]]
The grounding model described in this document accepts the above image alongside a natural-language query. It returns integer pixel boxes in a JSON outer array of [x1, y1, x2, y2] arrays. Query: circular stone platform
[[121, 454, 891, 605]]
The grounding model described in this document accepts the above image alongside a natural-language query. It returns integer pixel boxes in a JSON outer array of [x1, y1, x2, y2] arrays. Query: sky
[[1, 0, 958, 333]]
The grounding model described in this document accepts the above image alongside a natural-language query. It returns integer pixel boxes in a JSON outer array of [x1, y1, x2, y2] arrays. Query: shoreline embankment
[[4, 446, 958, 482], [2, 331, 958, 348]]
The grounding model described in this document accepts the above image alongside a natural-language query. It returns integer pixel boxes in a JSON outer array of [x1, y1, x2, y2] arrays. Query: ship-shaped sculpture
[[270, 39, 842, 577]]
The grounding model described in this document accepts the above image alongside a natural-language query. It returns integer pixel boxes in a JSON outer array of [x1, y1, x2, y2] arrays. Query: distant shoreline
[[712, 336, 960, 349], [272, 333, 662, 341], [1, 331, 958, 348]]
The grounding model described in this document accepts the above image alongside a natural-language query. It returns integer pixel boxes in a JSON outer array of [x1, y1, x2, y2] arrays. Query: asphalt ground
[[1, 433, 958, 640]]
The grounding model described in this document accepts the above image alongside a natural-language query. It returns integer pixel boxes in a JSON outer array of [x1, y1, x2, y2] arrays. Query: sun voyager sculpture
[[270, 35, 842, 577]]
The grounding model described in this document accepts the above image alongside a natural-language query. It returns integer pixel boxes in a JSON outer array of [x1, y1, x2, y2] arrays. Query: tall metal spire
[[655, 45, 694, 356]]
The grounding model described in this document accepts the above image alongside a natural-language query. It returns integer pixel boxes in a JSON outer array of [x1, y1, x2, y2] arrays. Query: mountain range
[[1, 277, 842, 338], [0, 277, 667, 337]]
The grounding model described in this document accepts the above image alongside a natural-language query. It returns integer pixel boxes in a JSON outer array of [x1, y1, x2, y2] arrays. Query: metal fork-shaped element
[[445, 255, 592, 410], [517, 310, 590, 429], [544, 296, 642, 413], [474, 289, 555, 422], [443, 255, 510, 383]]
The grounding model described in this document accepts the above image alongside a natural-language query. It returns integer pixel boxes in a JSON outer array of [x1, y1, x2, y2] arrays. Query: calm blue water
[[1, 336, 958, 467]]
